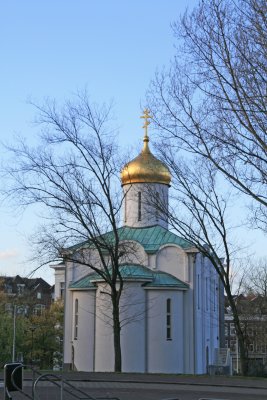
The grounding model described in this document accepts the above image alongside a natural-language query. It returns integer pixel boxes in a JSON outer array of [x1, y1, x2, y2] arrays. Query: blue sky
[[0, 1, 266, 284]]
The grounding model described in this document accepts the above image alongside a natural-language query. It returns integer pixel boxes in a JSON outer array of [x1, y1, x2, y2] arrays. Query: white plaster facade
[[50, 262, 65, 301], [122, 182, 169, 229], [59, 133, 223, 373], [61, 230, 222, 374]]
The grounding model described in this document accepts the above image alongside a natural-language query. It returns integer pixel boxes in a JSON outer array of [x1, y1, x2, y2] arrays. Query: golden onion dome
[[121, 110, 171, 186]]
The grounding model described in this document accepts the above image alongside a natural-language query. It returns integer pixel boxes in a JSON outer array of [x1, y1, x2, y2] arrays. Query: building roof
[[90, 264, 154, 282], [69, 274, 96, 290], [69, 264, 189, 290], [117, 225, 192, 252], [50, 262, 65, 270], [144, 270, 189, 289], [0, 275, 53, 308], [120, 131, 171, 186], [68, 225, 193, 254], [0, 275, 52, 291]]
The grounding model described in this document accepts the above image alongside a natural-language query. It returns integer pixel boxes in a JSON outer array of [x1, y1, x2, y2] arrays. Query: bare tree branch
[[147, 0, 267, 231], [3, 93, 131, 372]]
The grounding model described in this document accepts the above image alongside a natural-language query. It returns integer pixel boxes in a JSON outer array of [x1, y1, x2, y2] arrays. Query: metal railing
[[208, 348, 232, 375], [4, 363, 120, 400]]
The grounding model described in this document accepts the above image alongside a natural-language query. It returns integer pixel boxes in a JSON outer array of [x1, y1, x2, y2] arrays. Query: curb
[[4, 377, 265, 391]]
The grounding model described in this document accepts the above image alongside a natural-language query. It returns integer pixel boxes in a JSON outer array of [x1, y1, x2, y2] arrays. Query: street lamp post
[[236, 336, 239, 374], [12, 305, 24, 362], [29, 326, 36, 365], [12, 305, 17, 362]]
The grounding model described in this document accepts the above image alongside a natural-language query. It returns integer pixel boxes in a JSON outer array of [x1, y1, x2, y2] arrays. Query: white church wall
[[194, 253, 207, 373], [72, 264, 91, 282], [72, 249, 103, 282], [94, 283, 115, 371], [156, 245, 187, 281], [207, 260, 220, 363], [63, 262, 74, 367], [119, 240, 148, 266], [146, 290, 184, 373], [94, 281, 147, 372], [64, 258, 96, 368], [53, 266, 65, 301], [123, 183, 169, 229], [148, 253, 157, 269], [194, 254, 220, 373], [120, 282, 146, 372], [63, 248, 221, 374], [183, 254, 195, 374], [72, 290, 96, 371]]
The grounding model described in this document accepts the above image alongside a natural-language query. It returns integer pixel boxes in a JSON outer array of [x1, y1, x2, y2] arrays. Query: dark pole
[[31, 329, 33, 364], [30, 326, 35, 365]]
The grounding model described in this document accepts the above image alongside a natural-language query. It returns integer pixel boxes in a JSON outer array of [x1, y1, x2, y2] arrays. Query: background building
[[225, 294, 267, 376], [0, 275, 52, 315], [0, 275, 62, 368]]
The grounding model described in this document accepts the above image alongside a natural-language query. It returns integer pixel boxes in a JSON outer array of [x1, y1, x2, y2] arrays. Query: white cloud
[[0, 249, 19, 260]]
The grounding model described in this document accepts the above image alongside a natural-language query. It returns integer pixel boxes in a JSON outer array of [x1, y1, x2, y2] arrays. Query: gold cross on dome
[[140, 108, 152, 137]]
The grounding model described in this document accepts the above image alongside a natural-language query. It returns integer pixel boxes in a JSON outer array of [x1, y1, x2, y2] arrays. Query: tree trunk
[[112, 295, 122, 372], [226, 287, 248, 375]]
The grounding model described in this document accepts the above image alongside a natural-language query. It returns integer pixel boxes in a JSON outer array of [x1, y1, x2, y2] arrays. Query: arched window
[[166, 298, 172, 340], [74, 299, 78, 339]]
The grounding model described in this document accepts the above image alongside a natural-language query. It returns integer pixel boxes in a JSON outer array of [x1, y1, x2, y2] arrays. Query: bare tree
[[227, 259, 267, 375], [3, 93, 130, 372], [243, 258, 267, 371], [148, 150, 250, 374], [244, 257, 267, 297], [147, 0, 267, 231]]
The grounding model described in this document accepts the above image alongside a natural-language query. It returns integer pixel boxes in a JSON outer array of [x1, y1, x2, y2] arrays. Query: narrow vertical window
[[74, 299, 78, 339], [166, 298, 172, 340], [60, 282, 65, 299], [155, 191, 159, 221], [138, 191, 141, 221], [124, 193, 127, 223]]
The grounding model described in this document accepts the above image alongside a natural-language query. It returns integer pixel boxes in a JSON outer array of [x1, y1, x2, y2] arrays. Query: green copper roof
[[69, 275, 96, 290], [144, 271, 189, 289], [69, 264, 188, 290], [116, 225, 192, 252], [89, 264, 154, 282], [69, 225, 192, 254]]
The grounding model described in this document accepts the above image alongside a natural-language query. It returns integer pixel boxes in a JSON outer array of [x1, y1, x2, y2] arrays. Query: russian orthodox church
[[55, 110, 224, 374]]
